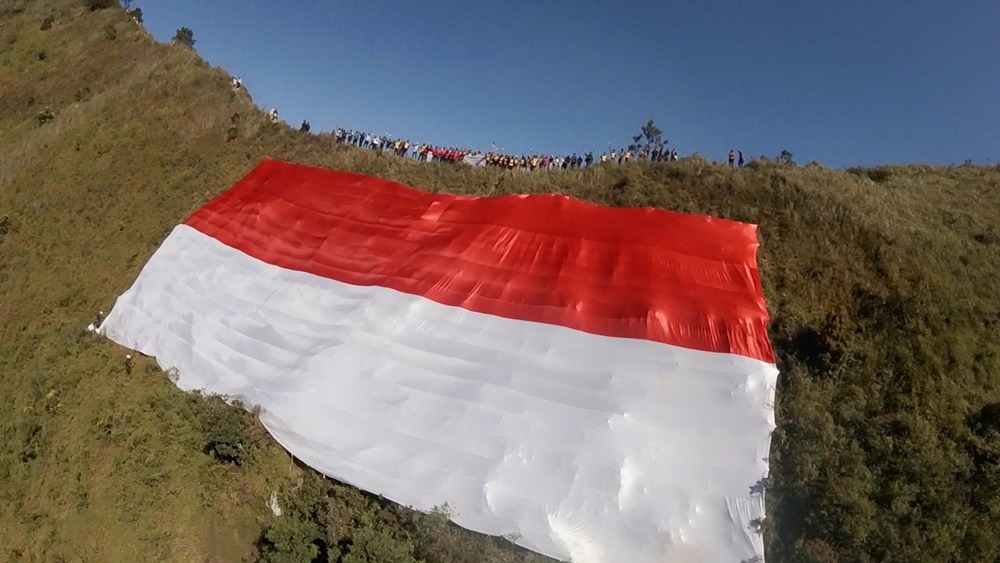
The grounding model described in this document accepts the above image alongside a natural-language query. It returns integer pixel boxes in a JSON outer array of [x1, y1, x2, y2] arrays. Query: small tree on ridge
[[629, 119, 666, 153], [173, 27, 195, 48]]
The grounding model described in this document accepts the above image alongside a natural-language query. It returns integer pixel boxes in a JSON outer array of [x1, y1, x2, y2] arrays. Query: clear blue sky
[[136, 1, 998, 168]]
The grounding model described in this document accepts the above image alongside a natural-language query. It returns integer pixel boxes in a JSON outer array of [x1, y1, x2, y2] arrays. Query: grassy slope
[[1, 2, 998, 561]]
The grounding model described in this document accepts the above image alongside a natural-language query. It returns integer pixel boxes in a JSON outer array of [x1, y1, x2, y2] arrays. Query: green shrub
[[866, 167, 892, 183], [777, 149, 795, 166], [173, 27, 195, 48], [846, 167, 893, 184], [968, 402, 1000, 436], [85, 0, 117, 10], [227, 112, 240, 141], [256, 518, 322, 563], [972, 231, 998, 246], [15, 412, 43, 462], [36, 106, 55, 125], [104, 23, 116, 41], [200, 396, 253, 465], [342, 527, 417, 563]]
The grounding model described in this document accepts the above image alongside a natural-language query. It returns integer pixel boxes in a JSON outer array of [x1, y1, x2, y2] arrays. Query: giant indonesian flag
[[101, 159, 778, 563]]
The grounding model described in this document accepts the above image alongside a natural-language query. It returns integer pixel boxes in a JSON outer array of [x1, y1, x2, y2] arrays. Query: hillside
[[1, 2, 998, 561]]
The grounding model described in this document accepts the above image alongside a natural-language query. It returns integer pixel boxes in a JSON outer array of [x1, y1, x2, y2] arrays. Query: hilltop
[[1, 2, 998, 561]]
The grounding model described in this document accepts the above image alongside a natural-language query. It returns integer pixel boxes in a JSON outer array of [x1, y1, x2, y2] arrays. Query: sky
[[136, 1, 999, 168]]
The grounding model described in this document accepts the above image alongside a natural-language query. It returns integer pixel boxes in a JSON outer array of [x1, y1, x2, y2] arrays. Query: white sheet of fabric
[[463, 154, 487, 167], [102, 225, 777, 563]]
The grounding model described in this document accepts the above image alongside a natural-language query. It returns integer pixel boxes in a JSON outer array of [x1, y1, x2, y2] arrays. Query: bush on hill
[[173, 26, 195, 48], [85, 0, 117, 10]]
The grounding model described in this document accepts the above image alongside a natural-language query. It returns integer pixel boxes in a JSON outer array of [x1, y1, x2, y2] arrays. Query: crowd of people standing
[[331, 127, 684, 172], [333, 129, 470, 163], [480, 146, 679, 171]]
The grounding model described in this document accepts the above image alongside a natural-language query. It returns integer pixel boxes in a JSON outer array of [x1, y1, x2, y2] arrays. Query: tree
[[777, 149, 795, 166], [173, 27, 195, 48], [628, 119, 666, 153], [127, 7, 142, 23]]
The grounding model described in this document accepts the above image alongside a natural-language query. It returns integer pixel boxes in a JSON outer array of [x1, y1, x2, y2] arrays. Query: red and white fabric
[[101, 159, 777, 563]]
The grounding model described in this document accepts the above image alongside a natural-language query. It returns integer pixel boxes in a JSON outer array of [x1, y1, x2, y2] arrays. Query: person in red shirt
[[728, 150, 735, 167]]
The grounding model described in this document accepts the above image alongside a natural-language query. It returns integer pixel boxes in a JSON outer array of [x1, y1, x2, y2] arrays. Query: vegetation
[[85, 0, 117, 11], [0, 1, 997, 561], [628, 118, 665, 152], [35, 105, 54, 125], [173, 26, 194, 49]]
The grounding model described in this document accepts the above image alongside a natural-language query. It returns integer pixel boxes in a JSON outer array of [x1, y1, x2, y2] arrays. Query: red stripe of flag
[[185, 159, 774, 363]]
